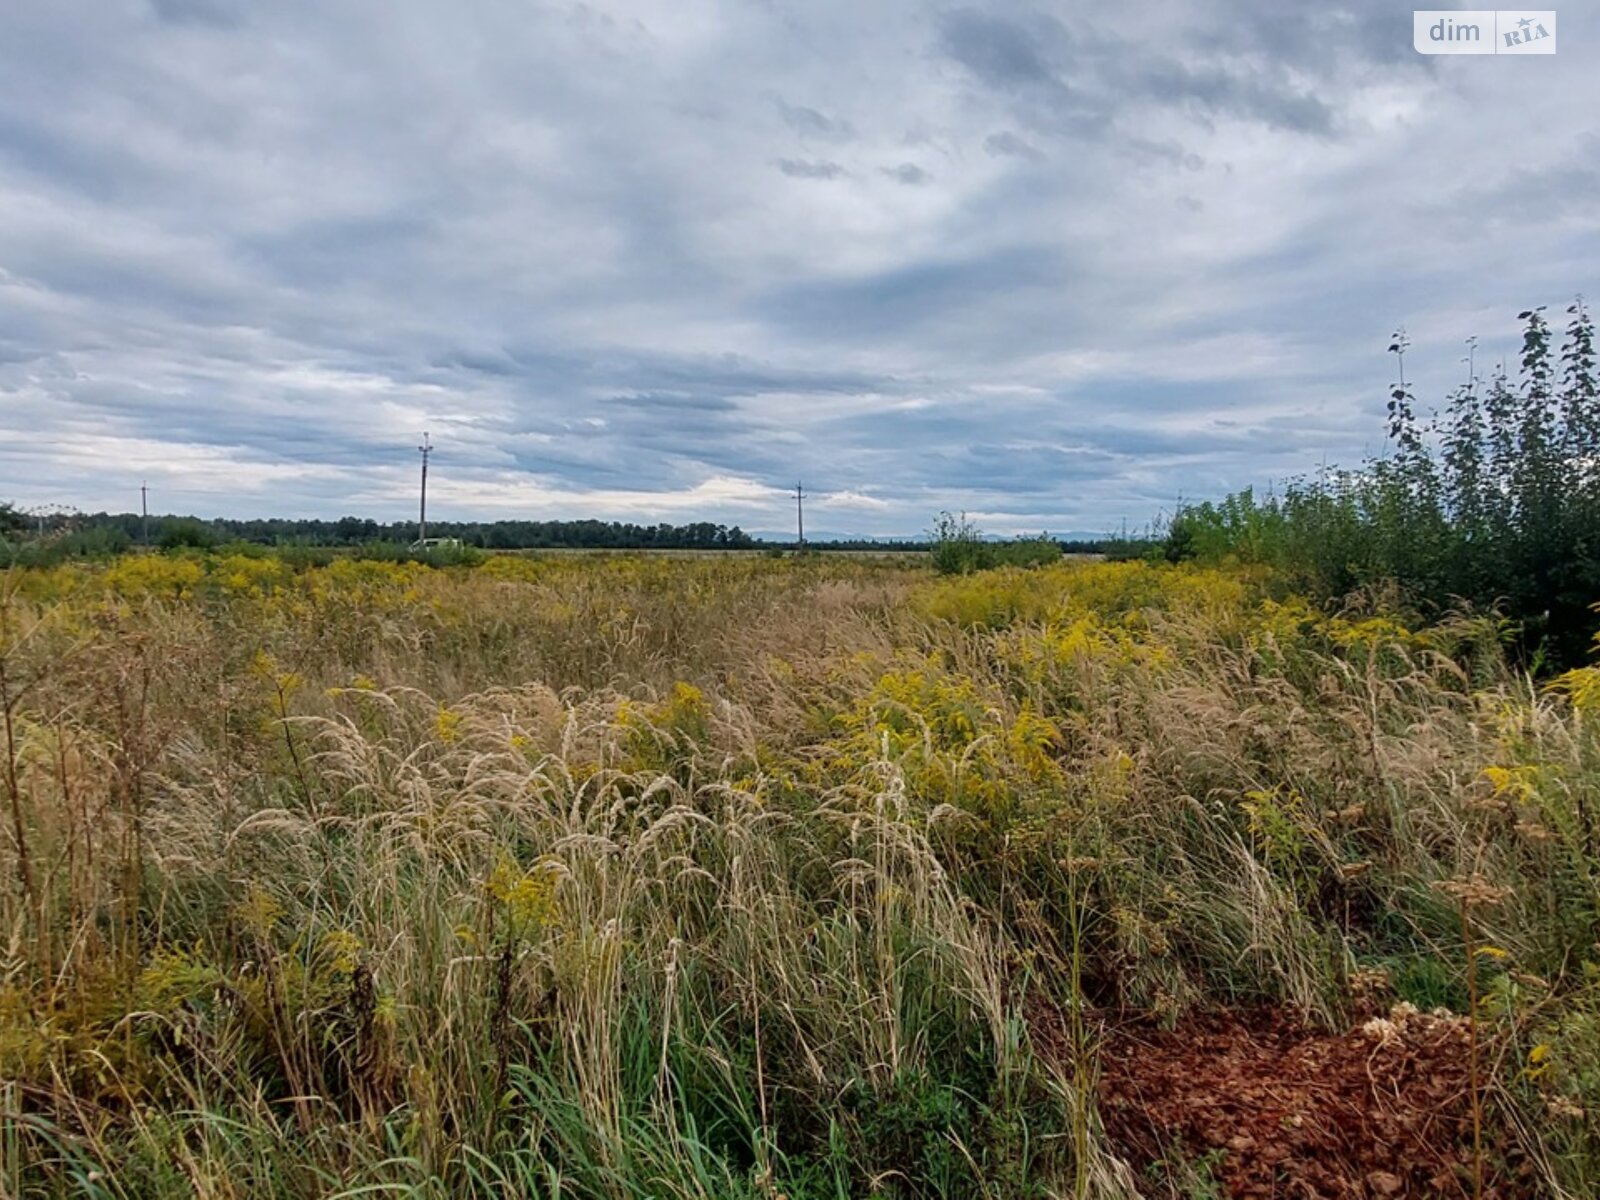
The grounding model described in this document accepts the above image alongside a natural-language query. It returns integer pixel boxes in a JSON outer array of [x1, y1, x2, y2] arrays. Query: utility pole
[[794, 481, 805, 551], [140, 481, 149, 547], [1464, 335, 1478, 392], [417, 432, 432, 544]]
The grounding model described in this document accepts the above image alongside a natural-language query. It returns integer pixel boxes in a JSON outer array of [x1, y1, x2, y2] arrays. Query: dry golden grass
[[2, 551, 1598, 1197]]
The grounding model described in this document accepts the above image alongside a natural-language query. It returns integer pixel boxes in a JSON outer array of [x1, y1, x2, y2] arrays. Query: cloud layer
[[2, 0, 1595, 534]]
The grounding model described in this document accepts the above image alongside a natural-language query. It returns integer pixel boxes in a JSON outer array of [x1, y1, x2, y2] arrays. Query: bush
[[1165, 300, 1600, 668], [992, 535, 1062, 569], [929, 512, 991, 575], [352, 540, 485, 568], [929, 515, 1062, 575], [0, 501, 26, 538], [159, 518, 218, 550], [273, 543, 338, 570], [0, 521, 130, 567]]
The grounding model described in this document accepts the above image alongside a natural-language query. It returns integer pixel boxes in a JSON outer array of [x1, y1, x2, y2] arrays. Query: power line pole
[[140, 481, 149, 547], [417, 432, 432, 544], [794, 481, 805, 550]]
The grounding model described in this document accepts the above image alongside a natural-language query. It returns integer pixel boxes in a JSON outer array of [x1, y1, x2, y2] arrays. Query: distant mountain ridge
[[747, 529, 1114, 545]]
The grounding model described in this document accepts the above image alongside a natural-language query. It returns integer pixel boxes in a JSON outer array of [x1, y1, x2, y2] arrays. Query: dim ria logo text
[[1414, 10, 1556, 54]]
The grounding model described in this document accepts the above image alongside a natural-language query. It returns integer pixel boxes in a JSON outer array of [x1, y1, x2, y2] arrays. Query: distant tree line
[[13, 513, 759, 552], [3, 504, 1117, 559]]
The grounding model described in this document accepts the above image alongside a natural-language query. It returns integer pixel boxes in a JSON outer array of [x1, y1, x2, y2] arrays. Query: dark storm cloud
[[938, 9, 1064, 90], [1115, 55, 1335, 135], [0, 0, 1594, 533], [1189, 1, 1424, 73], [938, 6, 1341, 137]]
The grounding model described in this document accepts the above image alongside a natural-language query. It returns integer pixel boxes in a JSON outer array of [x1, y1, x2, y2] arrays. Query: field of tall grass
[[3, 550, 1600, 1197]]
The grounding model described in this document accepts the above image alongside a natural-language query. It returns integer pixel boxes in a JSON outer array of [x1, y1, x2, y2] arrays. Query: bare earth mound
[[1090, 1005, 1532, 1198]]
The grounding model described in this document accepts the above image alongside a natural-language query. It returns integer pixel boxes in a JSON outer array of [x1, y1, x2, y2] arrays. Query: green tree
[[1163, 298, 1600, 669], [159, 517, 217, 550], [0, 502, 25, 539]]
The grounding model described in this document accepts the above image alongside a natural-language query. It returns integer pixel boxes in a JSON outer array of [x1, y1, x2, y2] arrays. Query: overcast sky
[[1, 1, 1594, 535]]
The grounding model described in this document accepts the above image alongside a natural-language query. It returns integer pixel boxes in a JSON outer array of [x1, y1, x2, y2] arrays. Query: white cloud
[[816, 489, 892, 511], [0, 0, 1595, 535]]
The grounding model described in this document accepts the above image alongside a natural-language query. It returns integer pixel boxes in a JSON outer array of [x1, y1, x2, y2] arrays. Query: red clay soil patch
[[1087, 1005, 1532, 1198]]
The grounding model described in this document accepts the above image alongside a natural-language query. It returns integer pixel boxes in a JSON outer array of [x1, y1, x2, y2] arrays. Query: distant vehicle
[[408, 537, 464, 552]]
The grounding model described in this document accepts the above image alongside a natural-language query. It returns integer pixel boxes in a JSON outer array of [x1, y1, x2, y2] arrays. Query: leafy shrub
[[929, 511, 991, 575], [159, 517, 218, 550], [992, 534, 1062, 569], [929, 513, 1063, 575], [0, 523, 130, 567], [352, 539, 485, 567], [1167, 300, 1600, 668]]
